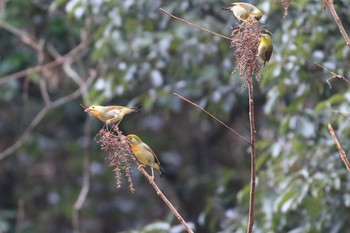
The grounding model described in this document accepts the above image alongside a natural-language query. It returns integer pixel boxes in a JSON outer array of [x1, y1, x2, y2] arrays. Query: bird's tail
[[132, 105, 142, 112], [158, 166, 165, 178], [222, 7, 231, 11]]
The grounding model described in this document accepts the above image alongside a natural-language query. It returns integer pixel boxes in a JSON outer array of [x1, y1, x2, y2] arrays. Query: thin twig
[[0, 40, 89, 85], [324, 0, 350, 47], [63, 59, 91, 104], [328, 123, 350, 172], [71, 47, 93, 232], [314, 62, 350, 87], [174, 93, 251, 145], [73, 118, 92, 233], [39, 78, 52, 105], [0, 106, 50, 161], [330, 110, 350, 121], [14, 199, 24, 233], [246, 78, 256, 233], [0, 21, 41, 50], [159, 8, 232, 41]]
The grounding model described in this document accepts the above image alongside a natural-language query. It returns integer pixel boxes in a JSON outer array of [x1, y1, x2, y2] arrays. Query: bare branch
[[159, 8, 232, 41], [0, 21, 41, 50], [63, 59, 91, 104], [324, 0, 350, 47], [39, 78, 52, 105], [174, 93, 251, 145], [0, 106, 49, 161], [330, 110, 350, 121], [314, 62, 350, 87], [73, 119, 92, 233], [328, 123, 350, 172], [15, 199, 25, 233], [0, 70, 97, 161], [0, 40, 89, 85]]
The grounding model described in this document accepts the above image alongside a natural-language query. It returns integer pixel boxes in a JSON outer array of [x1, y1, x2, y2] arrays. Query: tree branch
[[0, 40, 89, 85], [159, 8, 232, 41], [324, 0, 350, 47], [0, 72, 97, 161], [174, 93, 251, 145], [0, 20, 42, 51], [314, 62, 350, 87], [73, 118, 92, 233], [328, 123, 350, 172]]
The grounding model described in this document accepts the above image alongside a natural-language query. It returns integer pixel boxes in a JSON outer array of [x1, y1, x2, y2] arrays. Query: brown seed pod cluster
[[230, 19, 264, 85], [97, 126, 135, 192], [283, 0, 292, 17]]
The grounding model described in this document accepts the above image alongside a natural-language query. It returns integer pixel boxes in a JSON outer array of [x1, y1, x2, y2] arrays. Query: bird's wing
[[143, 144, 161, 165], [107, 106, 123, 110], [234, 2, 255, 11], [106, 106, 123, 117], [265, 48, 272, 62]]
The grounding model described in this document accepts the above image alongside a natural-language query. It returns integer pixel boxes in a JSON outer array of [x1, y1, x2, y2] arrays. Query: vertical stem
[[247, 78, 256, 233], [73, 118, 92, 233]]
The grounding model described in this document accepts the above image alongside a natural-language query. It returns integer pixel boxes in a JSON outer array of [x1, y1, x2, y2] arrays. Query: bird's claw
[[148, 175, 154, 183]]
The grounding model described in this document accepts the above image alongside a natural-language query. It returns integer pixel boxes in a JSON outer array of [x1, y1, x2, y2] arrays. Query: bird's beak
[[84, 108, 90, 112]]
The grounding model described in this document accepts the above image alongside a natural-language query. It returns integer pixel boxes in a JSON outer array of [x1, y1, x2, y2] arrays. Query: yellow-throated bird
[[127, 134, 164, 179], [257, 34, 273, 66], [222, 2, 262, 21], [85, 105, 141, 125]]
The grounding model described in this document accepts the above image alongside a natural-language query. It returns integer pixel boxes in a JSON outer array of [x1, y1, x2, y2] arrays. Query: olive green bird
[[257, 34, 273, 66]]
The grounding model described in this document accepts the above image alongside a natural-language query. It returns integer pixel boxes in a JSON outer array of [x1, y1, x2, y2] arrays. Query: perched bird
[[127, 134, 164, 179], [257, 34, 273, 66], [222, 2, 262, 21], [84, 105, 141, 125]]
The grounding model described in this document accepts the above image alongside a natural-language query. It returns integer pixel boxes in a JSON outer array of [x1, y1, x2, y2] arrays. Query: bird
[[126, 134, 164, 179], [257, 34, 273, 66], [222, 2, 262, 21], [84, 105, 141, 125]]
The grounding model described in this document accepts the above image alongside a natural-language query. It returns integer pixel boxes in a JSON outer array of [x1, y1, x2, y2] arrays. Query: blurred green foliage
[[0, 0, 350, 232]]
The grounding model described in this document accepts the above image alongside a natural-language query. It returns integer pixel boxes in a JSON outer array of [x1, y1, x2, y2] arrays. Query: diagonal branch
[[0, 21, 42, 51], [314, 62, 350, 87], [159, 8, 232, 41], [0, 40, 89, 85], [328, 123, 350, 172], [324, 0, 350, 47], [174, 93, 251, 145]]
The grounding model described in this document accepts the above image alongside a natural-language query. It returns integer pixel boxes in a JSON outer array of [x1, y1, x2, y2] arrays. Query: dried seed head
[[283, 0, 292, 17], [230, 19, 265, 86], [96, 126, 135, 193]]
